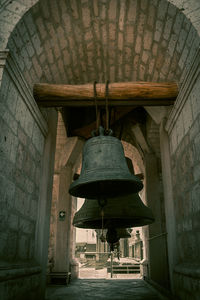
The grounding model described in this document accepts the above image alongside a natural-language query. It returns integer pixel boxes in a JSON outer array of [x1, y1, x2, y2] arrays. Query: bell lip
[[69, 177, 143, 198], [73, 216, 155, 229]]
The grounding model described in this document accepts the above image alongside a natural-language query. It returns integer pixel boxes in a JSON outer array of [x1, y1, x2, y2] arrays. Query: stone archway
[[1, 0, 200, 49], [1, 1, 200, 299]]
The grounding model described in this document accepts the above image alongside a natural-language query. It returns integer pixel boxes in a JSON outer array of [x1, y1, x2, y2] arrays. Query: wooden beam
[[33, 82, 178, 107], [130, 124, 151, 154]]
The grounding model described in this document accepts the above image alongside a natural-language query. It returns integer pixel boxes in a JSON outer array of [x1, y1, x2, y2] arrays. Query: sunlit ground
[[79, 257, 142, 279]]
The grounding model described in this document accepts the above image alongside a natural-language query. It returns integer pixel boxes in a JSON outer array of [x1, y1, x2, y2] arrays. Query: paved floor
[[79, 267, 142, 279], [45, 279, 167, 300]]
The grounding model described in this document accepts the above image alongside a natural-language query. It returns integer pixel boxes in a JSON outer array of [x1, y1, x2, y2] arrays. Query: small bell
[[69, 127, 143, 198], [117, 228, 132, 239], [106, 228, 119, 244], [100, 233, 106, 243], [106, 228, 131, 251]]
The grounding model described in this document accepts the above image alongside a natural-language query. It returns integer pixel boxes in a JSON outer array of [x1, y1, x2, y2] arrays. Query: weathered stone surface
[[167, 65, 200, 298], [2, 0, 198, 87], [0, 46, 49, 300], [46, 279, 163, 300], [0, 1, 200, 300], [0, 268, 42, 300]]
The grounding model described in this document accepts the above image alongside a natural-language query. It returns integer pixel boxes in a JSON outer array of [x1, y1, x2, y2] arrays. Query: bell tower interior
[[1, 0, 200, 299]]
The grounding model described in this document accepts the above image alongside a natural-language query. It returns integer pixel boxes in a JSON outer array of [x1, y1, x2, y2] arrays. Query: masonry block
[[127, 0, 137, 22], [109, 0, 117, 20], [154, 20, 163, 42], [82, 6, 91, 28], [163, 17, 173, 41]]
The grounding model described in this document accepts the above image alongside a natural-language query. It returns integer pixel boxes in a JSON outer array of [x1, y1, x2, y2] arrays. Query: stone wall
[[5, 0, 199, 87], [0, 0, 200, 298], [166, 48, 200, 298], [0, 53, 56, 299], [0, 63, 45, 264], [1, 0, 200, 52]]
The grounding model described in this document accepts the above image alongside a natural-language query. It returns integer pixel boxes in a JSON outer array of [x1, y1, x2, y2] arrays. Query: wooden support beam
[[130, 124, 151, 154], [33, 82, 178, 107], [144, 106, 170, 124]]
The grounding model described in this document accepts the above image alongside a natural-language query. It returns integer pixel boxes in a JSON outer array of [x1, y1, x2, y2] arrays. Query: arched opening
[[0, 0, 200, 299]]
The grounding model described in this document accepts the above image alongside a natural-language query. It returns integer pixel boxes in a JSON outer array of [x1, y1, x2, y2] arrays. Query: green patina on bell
[[73, 157, 154, 229], [73, 193, 154, 229], [69, 127, 143, 198]]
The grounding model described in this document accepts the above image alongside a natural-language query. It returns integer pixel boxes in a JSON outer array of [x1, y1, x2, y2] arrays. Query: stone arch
[[1, 0, 200, 51], [1, 0, 199, 90], [1, 1, 200, 299]]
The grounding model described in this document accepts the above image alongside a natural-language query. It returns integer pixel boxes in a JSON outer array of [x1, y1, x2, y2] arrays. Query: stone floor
[[45, 279, 168, 300]]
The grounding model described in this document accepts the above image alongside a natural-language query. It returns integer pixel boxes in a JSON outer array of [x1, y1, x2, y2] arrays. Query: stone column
[[34, 109, 58, 298], [54, 166, 73, 273], [49, 135, 84, 282], [144, 153, 170, 289], [160, 120, 177, 291], [70, 196, 79, 279]]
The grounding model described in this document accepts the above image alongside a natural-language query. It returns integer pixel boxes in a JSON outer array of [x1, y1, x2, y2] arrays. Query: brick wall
[[166, 48, 200, 297], [0, 69, 45, 263], [1, 1, 200, 52], [0, 0, 200, 298], [4, 0, 199, 89], [0, 52, 51, 299]]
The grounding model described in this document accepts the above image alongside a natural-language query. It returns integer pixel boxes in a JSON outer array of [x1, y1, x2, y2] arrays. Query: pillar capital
[[0, 49, 9, 64], [0, 49, 9, 87]]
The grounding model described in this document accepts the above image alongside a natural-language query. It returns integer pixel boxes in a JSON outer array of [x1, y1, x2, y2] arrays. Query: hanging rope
[[93, 80, 111, 136], [93, 81, 100, 132], [98, 197, 107, 242], [105, 80, 109, 132], [101, 209, 104, 236]]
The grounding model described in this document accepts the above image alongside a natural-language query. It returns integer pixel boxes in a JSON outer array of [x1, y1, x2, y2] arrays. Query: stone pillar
[[70, 196, 79, 279], [160, 120, 177, 292], [54, 166, 73, 273], [144, 153, 170, 290], [49, 134, 84, 282], [51, 165, 79, 282], [0, 49, 9, 87], [34, 109, 58, 298]]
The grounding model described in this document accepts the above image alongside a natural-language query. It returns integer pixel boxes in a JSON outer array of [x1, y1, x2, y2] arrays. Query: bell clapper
[[98, 197, 107, 242], [100, 233, 106, 243], [110, 248, 114, 278]]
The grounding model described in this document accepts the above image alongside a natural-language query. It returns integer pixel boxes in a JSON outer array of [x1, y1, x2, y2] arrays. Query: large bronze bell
[[69, 127, 143, 198], [73, 156, 154, 229], [73, 193, 154, 229]]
